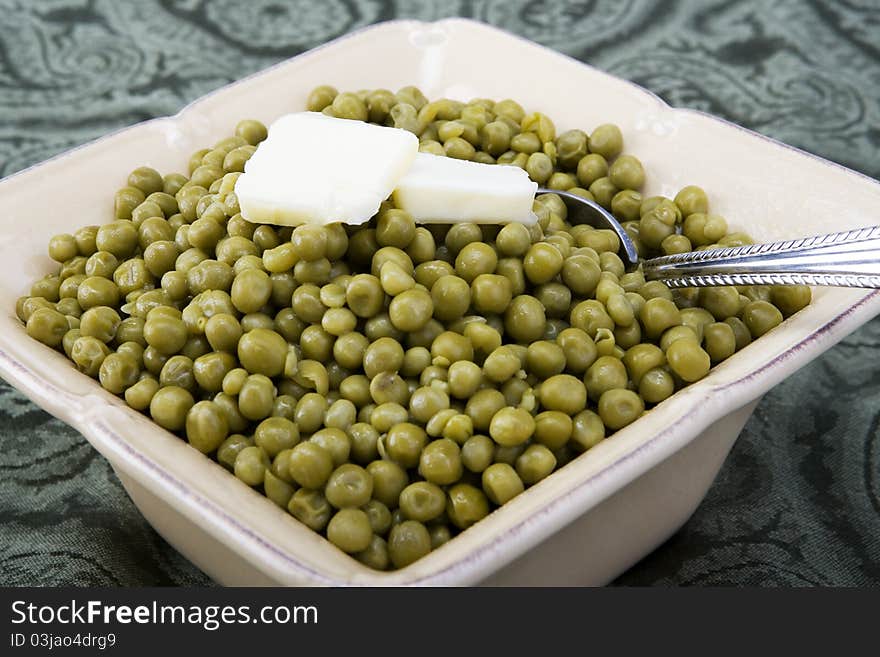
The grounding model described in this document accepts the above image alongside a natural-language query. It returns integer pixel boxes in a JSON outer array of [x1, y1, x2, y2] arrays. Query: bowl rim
[[2, 17, 879, 586]]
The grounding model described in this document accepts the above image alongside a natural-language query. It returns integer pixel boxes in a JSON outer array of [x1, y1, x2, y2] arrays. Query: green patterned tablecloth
[[1, 0, 878, 586]]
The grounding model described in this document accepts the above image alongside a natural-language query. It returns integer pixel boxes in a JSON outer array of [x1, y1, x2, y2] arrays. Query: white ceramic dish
[[1, 18, 879, 586]]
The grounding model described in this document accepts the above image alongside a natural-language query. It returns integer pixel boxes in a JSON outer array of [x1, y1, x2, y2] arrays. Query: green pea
[[237, 328, 287, 377], [488, 407, 535, 447], [185, 401, 228, 454], [327, 509, 373, 554], [589, 124, 623, 159], [516, 445, 556, 485], [430, 275, 471, 322], [148, 385, 194, 431], [666, 338, 711, 382], [703, 322, 737, 363], [639, 297, 682, 339], [253, 416, 300, 458], [584, 356, 628, 401], [770, 285, 811, 318], [69, 336, 110, 376], [569, 409, 606, 451], [446, 483, 489, 530], [418, 438, 463, 485], [325, 463, 373, 509], [725, 316, 753, 351], [525, 341, 566, 379], [598, 389, 644, 430], [345, 274, 385, 318], [608, 154, 645, 189], [25, 307, 68, 347], [504, 295, 546, 343], [310, 427, 351, 467], [445, 361, 481, 399], [482, 462, 524, 505], [287, 488, 331, 532], [742, 300, 783, 337], [539, 374, 587, 415], [493, 224, 528, 259], [454, 242, 497, 283], [399, 482, 446, 523], [674, 185, 709, 217], [238, 374, 276, 421], [389, 288, 433, 332], [384, 423, 427, 468], [388, 520, 432, 568], [533, 411, 573, 450]]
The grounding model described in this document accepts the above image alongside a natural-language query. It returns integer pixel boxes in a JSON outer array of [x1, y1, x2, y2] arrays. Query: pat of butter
[[392, 153, 538, 224], [235, 112, 418, 226]]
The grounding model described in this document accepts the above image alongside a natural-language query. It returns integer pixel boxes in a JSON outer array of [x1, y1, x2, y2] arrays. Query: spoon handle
[[642, 225, 880, 288]]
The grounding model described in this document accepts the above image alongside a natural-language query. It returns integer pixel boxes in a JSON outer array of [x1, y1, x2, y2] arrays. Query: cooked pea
[[185, 401, 228, 454], [640, 297, 682, 339], [235, 328, 286, 377], [569, 409, 606, 451], [389, 287, 433, 332], [69, 336, 109, 377], [409, 385, 450, 424], [585, 356, 628, 401], [489, 407, 535, 447], [674, 185, 709, 217], [232, 445, 269, 487], [419, 438, 463, 485], [703, 322, 737, 363], [216, 434, 252, 472], [743, 300, 783, 337], [598, 389, 644, 430], [124, 375, 159, 411], [24, 307, 67, 348], [454, 242, 497, 283], [388, 520, 432, 568], [323, 463, 373, 509], [238, 374, 275, 421], [446, 361, 483, 399], [482, 462, 524, 504], [533, 411, 573, 450], [287, 488, 331, 532], [461, 434, 495, 473], [344, 423, 378, 465], [148, 385, 194, 431], [327, 508, 373, 554], [252, 416, 299, 458], [770, 285, 811, 318], [285, 441, 332, 490], [384, 423, 427, 468], [666, 338, 711, 382], [431, 275, 471, 321], [588, 124, 623, 159], [399, 481, 446, 523], [526, 341, 566, 378], [367, 460, 409, 508], [481, 346, 519, 383], [539, 374, 587, 415], [725, 316, 752, 351], [430, 331, 473, 364], [446, 484, 489, 530], [504, 295, 546, 343], [609, 154, 645, 189]]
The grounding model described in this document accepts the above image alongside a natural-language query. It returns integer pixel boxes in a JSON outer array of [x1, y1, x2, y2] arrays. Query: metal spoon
[[541, 188, 880, 289]]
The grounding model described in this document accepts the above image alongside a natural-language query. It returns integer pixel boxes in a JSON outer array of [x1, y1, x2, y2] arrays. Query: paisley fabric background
[[1, 0, 878, 586]]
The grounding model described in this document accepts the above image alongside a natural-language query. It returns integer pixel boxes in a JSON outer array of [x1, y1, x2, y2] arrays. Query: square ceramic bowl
[[1, 18, 879, 586]]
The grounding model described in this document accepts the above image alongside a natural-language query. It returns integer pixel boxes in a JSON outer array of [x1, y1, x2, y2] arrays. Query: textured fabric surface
[[1, 0, 878, 586]]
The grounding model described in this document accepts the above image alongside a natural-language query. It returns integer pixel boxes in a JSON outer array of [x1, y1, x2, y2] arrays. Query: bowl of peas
[[2, 19, 879, 585]]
